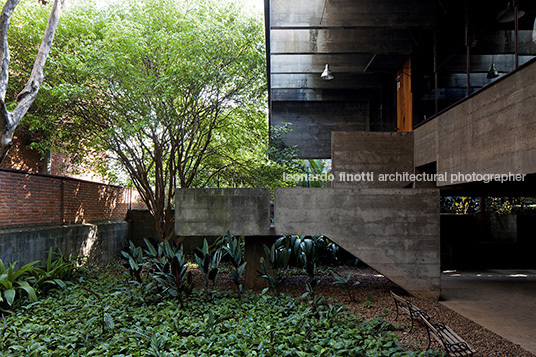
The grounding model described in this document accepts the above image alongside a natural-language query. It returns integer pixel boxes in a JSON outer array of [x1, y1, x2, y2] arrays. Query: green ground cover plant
[[0, 260, 444, 357]]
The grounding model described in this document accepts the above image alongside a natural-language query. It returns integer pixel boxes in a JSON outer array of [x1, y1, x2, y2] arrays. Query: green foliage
[[333, 273, 361, 302], [0, 248, 77, 307], [441, 196, 536, 215], [121, 241, 144, 283], [0, 266, 444, 356], [485, 197, 536, 215], [194, 238, 222, 300], [258, 242, 292, 295], [0, 260, 39, 306], [143, 239, 194, 307], [441, 196, 480, 214], [221, 233, 247, 299], [30, 248, 77, 290], [8, 0, 277, 240]]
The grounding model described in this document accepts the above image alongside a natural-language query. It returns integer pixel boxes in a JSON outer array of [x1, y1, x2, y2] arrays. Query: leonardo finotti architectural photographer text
[[283, 171, 526, 184]]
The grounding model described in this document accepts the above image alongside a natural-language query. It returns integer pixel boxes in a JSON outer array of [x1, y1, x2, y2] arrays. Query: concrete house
[[176, 0, 536, 300]]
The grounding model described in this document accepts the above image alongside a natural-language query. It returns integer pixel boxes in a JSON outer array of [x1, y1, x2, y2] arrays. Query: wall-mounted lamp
[[320, 64, 334, 80]]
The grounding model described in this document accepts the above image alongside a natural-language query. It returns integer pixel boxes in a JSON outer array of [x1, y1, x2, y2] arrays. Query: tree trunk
[[0, 0, 66, 164]]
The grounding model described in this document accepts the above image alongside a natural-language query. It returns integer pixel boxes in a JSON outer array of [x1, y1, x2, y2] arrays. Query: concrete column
[[244, 236, 275, 289]]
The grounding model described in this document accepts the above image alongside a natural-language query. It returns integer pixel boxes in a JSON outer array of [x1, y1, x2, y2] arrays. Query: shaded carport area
[[440, 269, 536, 354]]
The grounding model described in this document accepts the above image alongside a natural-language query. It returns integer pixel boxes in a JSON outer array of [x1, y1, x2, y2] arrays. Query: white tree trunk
[[0, 0, 66, 164]]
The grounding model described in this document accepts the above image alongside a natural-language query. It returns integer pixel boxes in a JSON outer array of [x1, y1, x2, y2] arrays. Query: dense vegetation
[[1, 262, 442, 356], [0, 239, 445, 356]]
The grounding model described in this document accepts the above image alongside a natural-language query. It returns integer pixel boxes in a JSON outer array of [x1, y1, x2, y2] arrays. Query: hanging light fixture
[[320, 64, 334, 80], [496, 2, 524, 23], [487, 63, 499, 79]]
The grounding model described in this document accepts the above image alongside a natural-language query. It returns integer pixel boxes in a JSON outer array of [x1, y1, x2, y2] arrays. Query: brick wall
[[0, 168, 139, 228]]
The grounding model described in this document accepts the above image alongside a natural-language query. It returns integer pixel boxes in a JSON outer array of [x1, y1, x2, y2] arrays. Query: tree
[[0, 0, 66, 163], [9, 0, 305, 241], [27, 0, 269, 241]]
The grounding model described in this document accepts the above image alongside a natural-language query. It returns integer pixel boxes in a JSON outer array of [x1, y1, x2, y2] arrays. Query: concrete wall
[[332, 132, 414, 188], [272, 102, 368, 158], [175, 187, 441, 298], [175, 188, 271, 236], [274, 188, 440, 299], [0, 221, 128, 265], [414, 59, 536, 186]]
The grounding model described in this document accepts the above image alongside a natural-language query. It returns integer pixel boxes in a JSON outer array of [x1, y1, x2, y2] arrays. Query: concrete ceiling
[[269, 0, 435, 102]]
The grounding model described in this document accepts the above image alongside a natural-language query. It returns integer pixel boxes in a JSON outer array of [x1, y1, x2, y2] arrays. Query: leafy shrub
[[0, 260, 38, 306], [221, 233, 247, 299], [258, 242, 291, 296], [30, 248, 78, 290], [0, 248, 78, 308], [0, 267, 445, 356], [143, 239, 194, 307], [194, 238, 222, 301], [121, 241, 144, 283]]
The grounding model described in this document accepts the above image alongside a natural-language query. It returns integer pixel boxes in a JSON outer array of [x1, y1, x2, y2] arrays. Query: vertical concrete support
[[244, 236, 275, 289], [175, 188, 271, 236], [274, 188, 440, 299]]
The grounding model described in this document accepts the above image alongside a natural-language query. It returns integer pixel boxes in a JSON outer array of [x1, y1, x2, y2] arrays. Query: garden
[[0, 236, 447, 356]]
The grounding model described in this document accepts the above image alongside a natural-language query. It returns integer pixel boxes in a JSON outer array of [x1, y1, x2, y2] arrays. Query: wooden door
[[396, 58, 413, 132]]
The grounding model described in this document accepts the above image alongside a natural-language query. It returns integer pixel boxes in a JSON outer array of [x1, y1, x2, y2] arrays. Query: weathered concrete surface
[[274, 188, 440, 299], [270, 0, 433, 29], [332, 132, 414, 188], [272, 102, 368, 158], [414, 59, 536, 186], [414, 119, 438, 168], [175, 188, 271, 236], [0, 221, 128, 265]]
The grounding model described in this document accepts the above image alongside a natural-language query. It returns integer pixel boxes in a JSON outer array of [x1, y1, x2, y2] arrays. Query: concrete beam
[[274, 188, 441, 299], [270, 0, 434, 29], [271, 73, 383, 90], [271, 29, 413, 54], [271, 54, 373, 74], [271, 88, 375, 102], [175, 188, 271, 236]]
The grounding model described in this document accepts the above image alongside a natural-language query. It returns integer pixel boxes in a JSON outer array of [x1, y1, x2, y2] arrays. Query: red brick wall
[[1, 134, 42, 173], [0, 168, 138, 228]]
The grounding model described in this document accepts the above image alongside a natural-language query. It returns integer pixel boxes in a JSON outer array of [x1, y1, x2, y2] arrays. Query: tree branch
[[12, 0, 66, 126]]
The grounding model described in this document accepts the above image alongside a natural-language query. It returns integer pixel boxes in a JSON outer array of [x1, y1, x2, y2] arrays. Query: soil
[[209, 264, 535, 357]]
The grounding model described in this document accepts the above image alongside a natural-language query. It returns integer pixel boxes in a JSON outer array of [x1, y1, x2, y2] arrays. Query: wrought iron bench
[[421, 315, 476, 357], [390, 291, 430, 332]]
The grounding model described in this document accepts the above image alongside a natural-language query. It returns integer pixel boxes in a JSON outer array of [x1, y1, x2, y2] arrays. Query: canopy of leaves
[[8, 0, 295, 188]]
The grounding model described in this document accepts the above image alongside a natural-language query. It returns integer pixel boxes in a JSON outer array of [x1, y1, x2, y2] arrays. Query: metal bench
[[390, 291, 430, 332], [421, 315, 476, 357]]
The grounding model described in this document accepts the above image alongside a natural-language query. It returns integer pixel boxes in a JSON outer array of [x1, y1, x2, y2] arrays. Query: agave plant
[[0, 260, 38, 306]]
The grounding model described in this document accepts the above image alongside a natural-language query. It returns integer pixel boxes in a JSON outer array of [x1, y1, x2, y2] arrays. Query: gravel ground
[[211, 265, 535, 357]]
